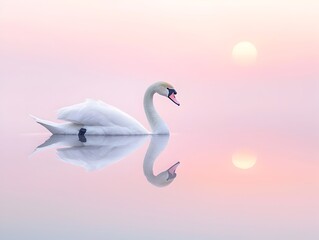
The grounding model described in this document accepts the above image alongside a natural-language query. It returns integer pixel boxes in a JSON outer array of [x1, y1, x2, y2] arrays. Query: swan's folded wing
[[57, 99, 148, 133], [58, 99, 108, 125]]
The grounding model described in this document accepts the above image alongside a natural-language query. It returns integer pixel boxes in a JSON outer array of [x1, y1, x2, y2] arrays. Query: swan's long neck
[[144, 85, 169, 134]]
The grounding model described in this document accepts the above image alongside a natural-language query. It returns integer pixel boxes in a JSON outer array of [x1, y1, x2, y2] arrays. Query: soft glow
[[232, 151, 257, 170], [232, 41, 258, 65]]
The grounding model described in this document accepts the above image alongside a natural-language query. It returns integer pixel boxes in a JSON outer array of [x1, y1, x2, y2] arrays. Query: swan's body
[[32, 82, 179, 135]]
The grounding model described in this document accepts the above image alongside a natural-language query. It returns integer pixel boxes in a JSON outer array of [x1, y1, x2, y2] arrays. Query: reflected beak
[[168, 93, 180, 106], [167, 162, 180, 180]]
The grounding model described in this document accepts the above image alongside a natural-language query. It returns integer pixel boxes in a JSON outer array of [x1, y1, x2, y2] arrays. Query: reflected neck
[[143, 84, 169, 134], [143, 135, 170, 185]]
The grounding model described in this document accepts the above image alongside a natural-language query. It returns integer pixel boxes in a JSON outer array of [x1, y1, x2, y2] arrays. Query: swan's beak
[[168, 88, 180, 106], [167, 162, 180, 180]]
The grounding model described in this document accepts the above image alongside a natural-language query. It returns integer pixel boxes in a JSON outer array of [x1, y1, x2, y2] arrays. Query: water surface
[[1, 125, 318, 240]]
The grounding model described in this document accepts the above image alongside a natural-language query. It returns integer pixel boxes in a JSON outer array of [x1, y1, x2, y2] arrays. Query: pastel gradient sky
[[0, 0, 318, 136]]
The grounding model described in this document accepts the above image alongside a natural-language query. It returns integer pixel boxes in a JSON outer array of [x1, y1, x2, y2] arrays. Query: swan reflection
[[143, 135, 180, 187], [36, 135, 147, 170], [35, 135, 180, 187]]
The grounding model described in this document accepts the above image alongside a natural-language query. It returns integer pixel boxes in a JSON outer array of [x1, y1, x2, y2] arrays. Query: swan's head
[[155, 82, 180, 106]]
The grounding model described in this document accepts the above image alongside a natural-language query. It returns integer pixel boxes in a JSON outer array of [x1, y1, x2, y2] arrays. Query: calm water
[[1, 125, 318, 240]]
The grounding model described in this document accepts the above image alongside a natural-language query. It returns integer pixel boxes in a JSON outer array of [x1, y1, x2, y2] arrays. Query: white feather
[[57, 99, 148, 134]]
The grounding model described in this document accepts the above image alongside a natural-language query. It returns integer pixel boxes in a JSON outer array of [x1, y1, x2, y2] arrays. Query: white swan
[[32, 82, 180, 135]]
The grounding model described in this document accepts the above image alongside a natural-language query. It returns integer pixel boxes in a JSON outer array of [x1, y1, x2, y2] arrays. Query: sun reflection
[[232, 151, 257, 170]]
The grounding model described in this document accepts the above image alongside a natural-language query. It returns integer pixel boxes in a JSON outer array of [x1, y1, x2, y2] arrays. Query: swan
[[31, 82, 179, 135]]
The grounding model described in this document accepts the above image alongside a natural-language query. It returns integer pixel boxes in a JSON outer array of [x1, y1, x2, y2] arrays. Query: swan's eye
[[167, 88, 177, 96]]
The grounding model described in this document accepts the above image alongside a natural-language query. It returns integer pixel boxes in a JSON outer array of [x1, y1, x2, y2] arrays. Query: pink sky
[[0, 0, 318, 166], [1, 1, 318, 136]]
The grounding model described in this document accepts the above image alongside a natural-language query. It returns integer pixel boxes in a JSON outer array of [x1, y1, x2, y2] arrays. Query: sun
[[232, 41, 258, 66], [232, 151, 257, 170]]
